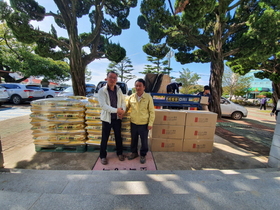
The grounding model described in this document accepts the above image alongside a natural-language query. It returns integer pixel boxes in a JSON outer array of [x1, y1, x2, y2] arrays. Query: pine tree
[[137, 0, 277, 117], [0, 0, 136, 95], [107, 57, 136, 83]]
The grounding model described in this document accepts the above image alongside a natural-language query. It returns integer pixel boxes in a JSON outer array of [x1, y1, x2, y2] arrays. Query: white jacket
[[98, 84, 126, 123]]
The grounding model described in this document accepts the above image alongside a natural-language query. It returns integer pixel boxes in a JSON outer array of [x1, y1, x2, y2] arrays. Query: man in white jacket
[[98, 71, 126, 165]]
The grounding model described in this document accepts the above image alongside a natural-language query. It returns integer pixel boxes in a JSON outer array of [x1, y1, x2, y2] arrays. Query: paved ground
[[0, 104, 272, 171], [1, 168, 280, 210], [216, 107, 275, 157], [1, 104, 279, 210]]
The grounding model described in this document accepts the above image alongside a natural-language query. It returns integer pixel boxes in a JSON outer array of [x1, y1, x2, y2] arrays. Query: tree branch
[[36, 30, 70, 49], [224, 47, 240, 57], [3, 31, 22, 60], [222, 22, 247, 43], [228, 0, 241, 11], [167, 0, 175, 16]]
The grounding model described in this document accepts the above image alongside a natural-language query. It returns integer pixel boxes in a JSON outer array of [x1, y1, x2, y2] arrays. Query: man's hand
[[117, 108, 124, 115], [148, 126, 153, 130], [117, 108, 125, 119]]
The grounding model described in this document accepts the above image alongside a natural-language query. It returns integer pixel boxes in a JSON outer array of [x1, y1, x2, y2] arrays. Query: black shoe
[[127, 153, 139, 160], [118, 155, 125, 161], [140, 156, 146, 164], [101, 158, 107, 165]]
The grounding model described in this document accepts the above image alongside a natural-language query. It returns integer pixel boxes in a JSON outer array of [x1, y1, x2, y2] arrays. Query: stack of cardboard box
[[183, 111, 217, 153], [150, 109, 186, 151], [150, 110, 217, 153]]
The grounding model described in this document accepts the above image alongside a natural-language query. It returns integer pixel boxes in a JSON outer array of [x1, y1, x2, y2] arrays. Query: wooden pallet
[[35, 144, 86, 153]]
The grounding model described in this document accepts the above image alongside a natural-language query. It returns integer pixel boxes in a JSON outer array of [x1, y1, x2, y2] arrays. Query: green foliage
[[226, 1, 280, 99], [137, 0, 278, 117], [231, 99, 255, 106], [105, 42, 126, 63], [184, 84, 204, 95], [0, 0, 137, 95], [222, 68, 253, 99], [258, 92, 272, 98], [175, 68, 201, 94], [0, 23, 70, 82], [143, 43, 170, 59], [140, 55, 171, 74], [107, 57, 136, 83]]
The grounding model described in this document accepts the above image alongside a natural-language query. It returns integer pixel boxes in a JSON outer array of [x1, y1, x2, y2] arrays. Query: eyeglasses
[[108, 76, 117, 80]]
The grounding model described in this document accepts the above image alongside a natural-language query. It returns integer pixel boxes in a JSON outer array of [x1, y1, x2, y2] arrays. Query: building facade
[[247, 70, 272, 99]]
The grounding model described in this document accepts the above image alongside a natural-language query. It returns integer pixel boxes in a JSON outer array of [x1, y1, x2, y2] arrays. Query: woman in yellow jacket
[[126, 78, 155, 164]]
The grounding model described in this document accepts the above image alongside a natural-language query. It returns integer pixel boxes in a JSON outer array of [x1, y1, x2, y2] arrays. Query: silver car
[[57, 84, 96, 97], [0, 83, 45, 105], [0, 86, 10, 105], [57, 86, 74, 97], [220, 97, 248, 120], [42, 87, 56, 98]]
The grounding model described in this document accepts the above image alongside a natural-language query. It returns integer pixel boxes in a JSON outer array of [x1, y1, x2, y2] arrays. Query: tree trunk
[[209, 53, 224, 118], [272, 82, 280, 104], [69, 31, 86, 96], [70, 56, 86, 96]]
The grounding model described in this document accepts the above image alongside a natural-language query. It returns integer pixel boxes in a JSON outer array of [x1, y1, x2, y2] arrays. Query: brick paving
[[215, 107, 275, 157], [0, 115, 32, 151], [0, 105, 271, 170], [0, 105, 275, 163]]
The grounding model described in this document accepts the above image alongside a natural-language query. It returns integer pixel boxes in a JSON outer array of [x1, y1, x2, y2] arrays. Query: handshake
[[117, 108, 125, 119]]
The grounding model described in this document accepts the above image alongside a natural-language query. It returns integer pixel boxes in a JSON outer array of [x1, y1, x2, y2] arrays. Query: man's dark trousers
[[130, 123, 148, 157], [100, 119, 123, 158]]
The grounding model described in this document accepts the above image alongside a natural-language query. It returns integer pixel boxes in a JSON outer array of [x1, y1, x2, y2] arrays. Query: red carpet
[[92, 151, 157, 171]]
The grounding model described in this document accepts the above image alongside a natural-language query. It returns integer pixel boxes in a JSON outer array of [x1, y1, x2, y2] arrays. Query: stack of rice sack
[[110, 96, 131, 148], [30, 98, 87, 146], [85, 97, 104, 146], [108, 110, 131, 148], [120, 111, 131, 148], [85, 96, 132, 149]]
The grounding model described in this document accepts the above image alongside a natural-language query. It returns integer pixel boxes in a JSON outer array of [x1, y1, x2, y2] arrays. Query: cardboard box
[[154, 109, 186, 125], [151, 125, 185, 139], [182, 140, 214, 153], [200, 96, 209, 105], [157, 74, 171, 93], [150, 138, 183, 152], [185, 111, 217, 127], [184, 126, 216, 140]]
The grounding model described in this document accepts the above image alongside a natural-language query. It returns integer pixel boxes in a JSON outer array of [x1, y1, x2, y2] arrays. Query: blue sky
[[6, 0, 211, 88]]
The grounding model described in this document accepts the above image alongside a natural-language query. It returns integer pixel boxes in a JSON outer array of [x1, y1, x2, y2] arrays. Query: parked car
[[94, 81, 128, 96], [0, 83, 45, 105], [57, 86, 74, 97], [0, 86, 10, 105], [86, 84, 96, 97], [42, 88, 56, 98], [52, 86, 67, 91], [51, 86, 68, 97], [220, 97, 248, 120], [57, 84, 96, 97]]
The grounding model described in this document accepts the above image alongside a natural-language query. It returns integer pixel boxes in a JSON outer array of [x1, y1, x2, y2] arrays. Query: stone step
[[0, 168, 279, 210]]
